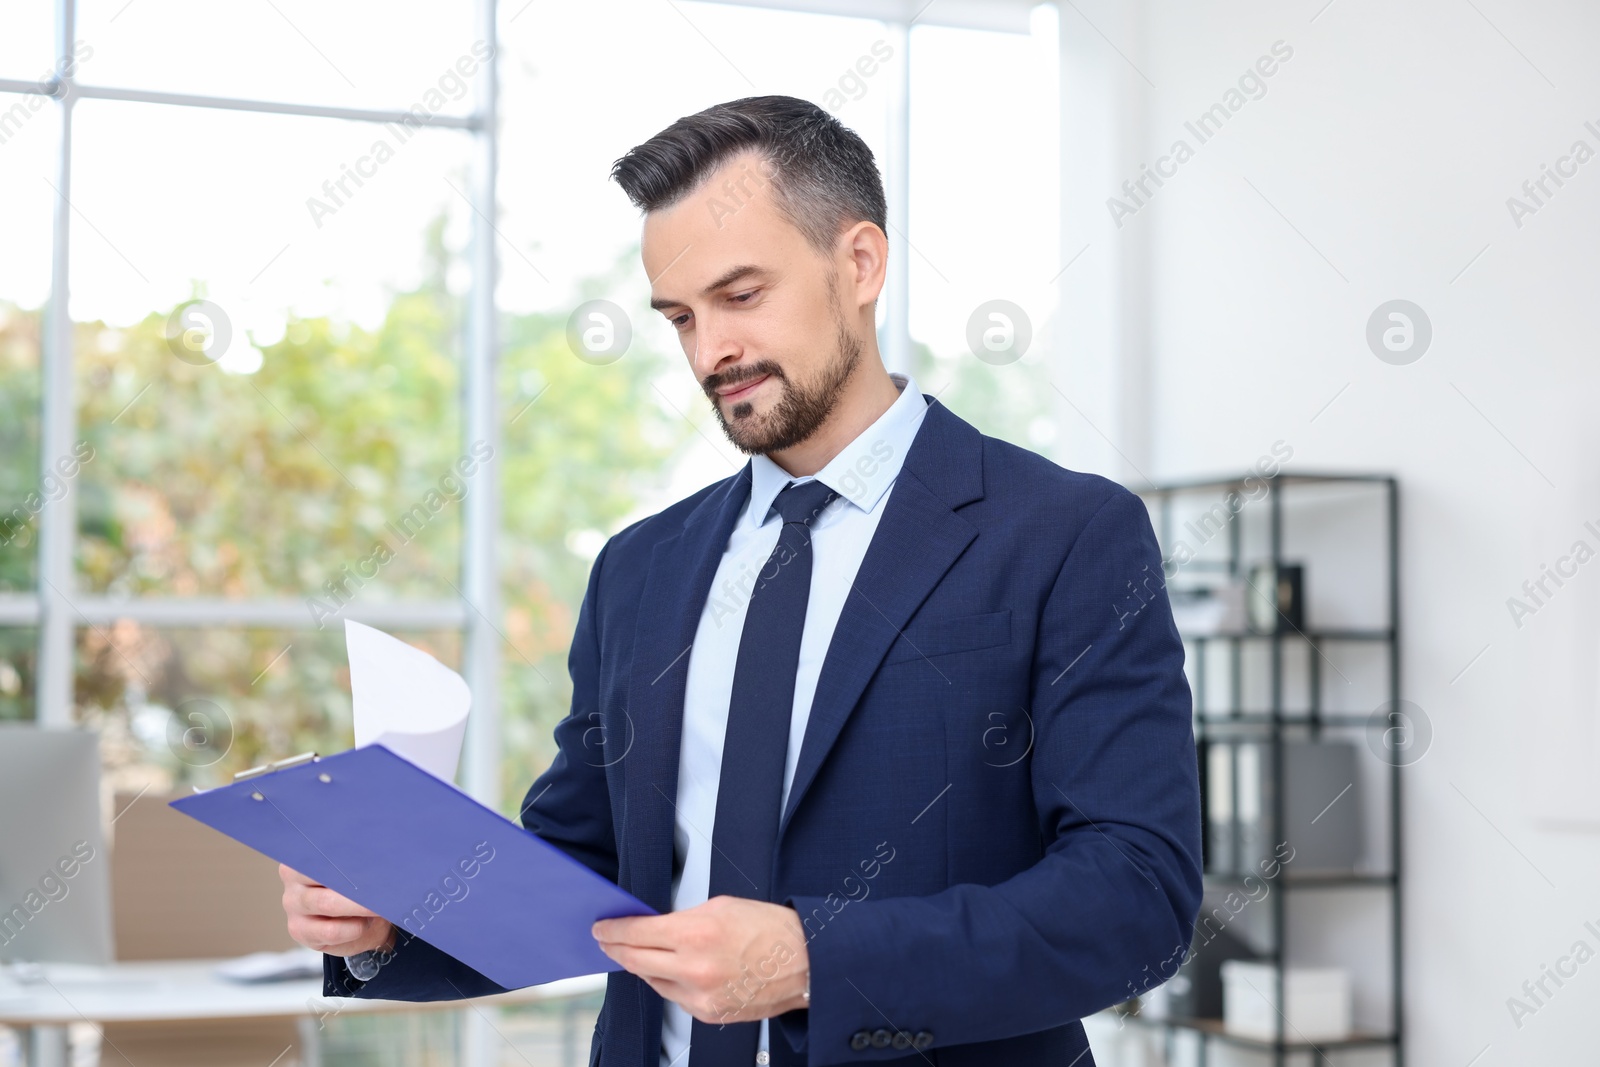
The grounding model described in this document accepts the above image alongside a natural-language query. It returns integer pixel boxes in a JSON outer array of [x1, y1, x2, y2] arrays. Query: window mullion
[[37, 0, 78, 728]]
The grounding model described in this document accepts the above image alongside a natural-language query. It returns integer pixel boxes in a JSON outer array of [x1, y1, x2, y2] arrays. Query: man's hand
[[592, 895, 809, 1025], [280, 864, 395, 956]]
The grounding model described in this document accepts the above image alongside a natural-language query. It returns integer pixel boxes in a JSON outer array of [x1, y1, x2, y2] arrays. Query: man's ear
[[842, 221, 888, 311]]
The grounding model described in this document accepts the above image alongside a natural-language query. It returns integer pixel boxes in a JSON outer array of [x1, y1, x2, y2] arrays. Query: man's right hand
[[280, 863, 395, 956]]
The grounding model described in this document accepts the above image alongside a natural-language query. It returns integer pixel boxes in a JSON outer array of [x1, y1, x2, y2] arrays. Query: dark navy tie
[[690, 477, 839, 1067]]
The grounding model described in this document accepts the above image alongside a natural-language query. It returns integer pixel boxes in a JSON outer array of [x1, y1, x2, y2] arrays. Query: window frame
[[1, 0, 1050, 802], [3, 0, 504, 804]]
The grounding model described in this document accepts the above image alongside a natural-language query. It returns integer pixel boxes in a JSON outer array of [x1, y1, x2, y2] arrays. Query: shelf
[[1182, 629, 1394, 643], [1137, 471, 1397, 495], [1148, 471, 1402, 1065], [1192, 714, 1387, 740], [1192, 712, 1378, 725], [1204, 870, 1397, 889], [1119, 1012, 1397, 1051]]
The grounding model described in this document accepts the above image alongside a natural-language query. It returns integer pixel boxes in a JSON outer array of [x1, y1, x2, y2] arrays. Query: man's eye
[[670, 314, 690, 329], [732, 290, 757, 304]]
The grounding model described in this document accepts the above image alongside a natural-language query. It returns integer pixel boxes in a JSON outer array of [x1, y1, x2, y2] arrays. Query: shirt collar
[[747, 372, 926, 529]]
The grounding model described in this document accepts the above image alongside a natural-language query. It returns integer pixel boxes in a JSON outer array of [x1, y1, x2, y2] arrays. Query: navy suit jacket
[[324, 394, 1203, 1067]]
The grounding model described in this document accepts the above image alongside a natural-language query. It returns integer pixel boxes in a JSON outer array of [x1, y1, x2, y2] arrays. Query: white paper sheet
[[213, 946, 324, 983], [346, 619, 471, 783]]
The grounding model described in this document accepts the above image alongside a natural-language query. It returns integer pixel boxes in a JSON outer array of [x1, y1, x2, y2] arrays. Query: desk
[[0, 959, 607, 1067]]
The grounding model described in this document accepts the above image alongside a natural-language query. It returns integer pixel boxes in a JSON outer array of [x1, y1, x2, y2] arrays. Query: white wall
[[1067, 0, 1600, 1062]]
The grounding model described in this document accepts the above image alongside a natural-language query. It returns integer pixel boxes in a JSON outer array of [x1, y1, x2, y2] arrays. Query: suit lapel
[[619, 399, 987, 899], [779, 398, 985, 837], [621, 462, 751, 914]]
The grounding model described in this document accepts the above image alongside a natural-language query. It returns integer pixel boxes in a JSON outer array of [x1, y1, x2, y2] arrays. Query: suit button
[[912, 1031, 934, 1050], [870, 1029, 893, 1048], [891, 1031, 912, 1050], [850, 1030, 871, 1051]]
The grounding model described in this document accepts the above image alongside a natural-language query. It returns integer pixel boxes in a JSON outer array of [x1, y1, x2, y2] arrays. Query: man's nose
[[691, 321, 737, 381]]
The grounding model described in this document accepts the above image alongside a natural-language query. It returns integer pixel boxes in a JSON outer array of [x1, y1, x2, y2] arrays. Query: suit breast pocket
[[881, 609, 1011, 666]]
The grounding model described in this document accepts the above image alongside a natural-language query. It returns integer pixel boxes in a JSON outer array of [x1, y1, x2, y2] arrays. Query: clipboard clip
[[234, 751, 322, 781], [186, 752, 323, 795]]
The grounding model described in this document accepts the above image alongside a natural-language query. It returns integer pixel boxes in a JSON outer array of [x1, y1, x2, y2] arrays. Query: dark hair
[[610, 95, 887, 259]]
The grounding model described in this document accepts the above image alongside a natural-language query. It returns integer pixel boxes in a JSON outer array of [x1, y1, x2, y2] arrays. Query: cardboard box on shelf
[[1220, 960, 1351, 1042]]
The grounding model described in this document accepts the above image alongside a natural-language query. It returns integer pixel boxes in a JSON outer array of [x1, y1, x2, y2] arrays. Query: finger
[[592, 913, 682, 949], [600, 942, 691, 983], [303, 885, 378, 919], [320, 916, 389, 955], [279, 864, 323, 888], [315, 935, 371, 956], [296, 914, 373, 951]]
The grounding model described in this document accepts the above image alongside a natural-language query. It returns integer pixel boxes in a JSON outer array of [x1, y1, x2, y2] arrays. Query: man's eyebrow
[[649, 265, 772, 312]]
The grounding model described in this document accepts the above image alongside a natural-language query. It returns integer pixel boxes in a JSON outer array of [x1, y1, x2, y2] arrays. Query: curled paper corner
[[345, 619, 471, 783]]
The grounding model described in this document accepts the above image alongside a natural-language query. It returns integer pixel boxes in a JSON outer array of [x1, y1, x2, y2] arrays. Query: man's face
[[643, 150, 863, 455]]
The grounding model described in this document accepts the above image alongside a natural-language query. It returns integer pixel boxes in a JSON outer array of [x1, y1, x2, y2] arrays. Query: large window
[[0, 0, 1061, 859], [1, 1, 512, 809]]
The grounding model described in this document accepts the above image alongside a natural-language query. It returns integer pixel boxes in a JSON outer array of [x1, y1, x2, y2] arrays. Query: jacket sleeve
[[322, 537, 622, 1001], [779, 488, 1203, 1063]]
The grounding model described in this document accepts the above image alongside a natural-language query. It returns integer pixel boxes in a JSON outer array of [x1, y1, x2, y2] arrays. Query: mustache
[[702, 361, 786, 398]]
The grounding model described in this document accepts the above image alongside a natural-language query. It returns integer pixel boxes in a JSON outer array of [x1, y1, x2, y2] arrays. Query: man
[[283, 95, 1202, 1067]]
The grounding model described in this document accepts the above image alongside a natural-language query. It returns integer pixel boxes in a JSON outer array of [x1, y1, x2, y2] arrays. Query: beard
[[701, 287, 863, 456]]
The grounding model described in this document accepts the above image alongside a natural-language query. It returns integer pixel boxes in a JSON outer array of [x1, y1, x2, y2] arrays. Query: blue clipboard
[[170, 743, 654, 990]]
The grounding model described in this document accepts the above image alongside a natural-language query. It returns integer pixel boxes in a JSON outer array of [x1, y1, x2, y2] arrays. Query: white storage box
[[1220, 961, 1351, 1042]]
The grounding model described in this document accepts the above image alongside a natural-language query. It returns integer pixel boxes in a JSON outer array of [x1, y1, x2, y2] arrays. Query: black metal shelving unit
[[1123, 472, 1403, 1066]]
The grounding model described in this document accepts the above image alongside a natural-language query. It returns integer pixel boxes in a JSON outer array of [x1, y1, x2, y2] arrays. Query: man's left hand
[[592, 895, 809, 1025]]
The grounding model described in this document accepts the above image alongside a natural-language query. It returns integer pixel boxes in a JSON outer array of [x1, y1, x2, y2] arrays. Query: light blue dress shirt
[[660, 372, 927, 1067]]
